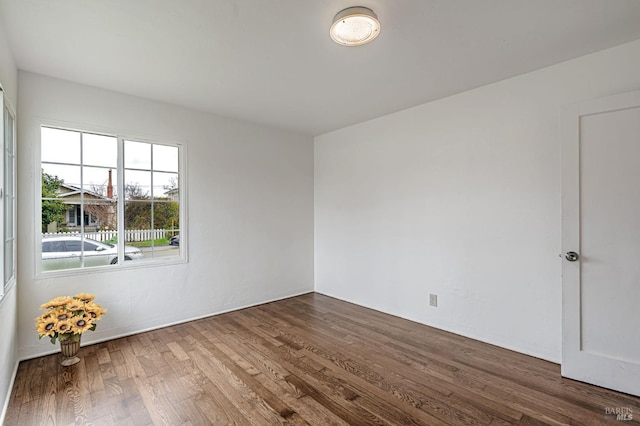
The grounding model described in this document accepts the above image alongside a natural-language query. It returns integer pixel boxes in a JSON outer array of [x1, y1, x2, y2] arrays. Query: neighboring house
[[56, 183, 116, 231], [164, 186, 179, 202]]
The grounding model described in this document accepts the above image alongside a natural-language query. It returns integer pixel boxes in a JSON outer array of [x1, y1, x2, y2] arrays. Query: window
[[40, 126, 183, 272], [1, 88, 16, 297]]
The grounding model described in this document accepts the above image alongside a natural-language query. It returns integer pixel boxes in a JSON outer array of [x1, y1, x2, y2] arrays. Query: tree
[[124, 197, 179, 230], [83, 183, 117, 229], [153, 199, 180, 230], [125, 182, 148, 200], [124, 181, 179, 232], [42, 171, 67, 232], [163, 176, 179, 192]]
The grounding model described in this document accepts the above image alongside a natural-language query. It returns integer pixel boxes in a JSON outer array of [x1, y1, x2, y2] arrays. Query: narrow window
[[0, 89, 16, 297]]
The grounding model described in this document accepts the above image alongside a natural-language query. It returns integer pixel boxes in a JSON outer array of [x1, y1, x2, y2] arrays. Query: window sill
[[35, 255, 188, 280]]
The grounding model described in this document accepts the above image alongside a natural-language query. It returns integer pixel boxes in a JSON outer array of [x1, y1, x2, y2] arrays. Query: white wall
[[0, 283, 17, 422], [0, 27, 17, 103], [17, 72, 314, 359], [315, 39, 640, 363], [0, 19, 17, 423]]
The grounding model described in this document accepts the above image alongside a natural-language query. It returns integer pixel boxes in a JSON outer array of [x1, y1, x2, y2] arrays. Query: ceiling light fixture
[[330, 6, 380, 46]]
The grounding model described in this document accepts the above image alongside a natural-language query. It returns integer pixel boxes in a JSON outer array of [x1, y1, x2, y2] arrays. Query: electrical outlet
[[429, 294, 438, 307]]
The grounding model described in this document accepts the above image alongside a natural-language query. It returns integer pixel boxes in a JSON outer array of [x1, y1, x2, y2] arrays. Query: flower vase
[[59, 335, 81, 366]]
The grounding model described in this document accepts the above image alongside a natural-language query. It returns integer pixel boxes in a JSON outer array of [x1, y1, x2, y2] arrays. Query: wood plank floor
[[5, 293, 640, 425]]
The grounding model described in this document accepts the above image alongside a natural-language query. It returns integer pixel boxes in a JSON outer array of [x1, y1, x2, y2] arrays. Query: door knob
[[565, 251, 579, 262]]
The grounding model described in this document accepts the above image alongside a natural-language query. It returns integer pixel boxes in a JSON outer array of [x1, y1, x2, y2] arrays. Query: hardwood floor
[[5, 293, 640, 425]]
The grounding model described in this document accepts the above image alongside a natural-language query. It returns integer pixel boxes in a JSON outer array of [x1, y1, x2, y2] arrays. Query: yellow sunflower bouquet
[[35, 293, 107, 344]]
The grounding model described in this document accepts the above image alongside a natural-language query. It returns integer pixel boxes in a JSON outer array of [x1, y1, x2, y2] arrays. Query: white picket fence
[[43, 229, 174, 243]]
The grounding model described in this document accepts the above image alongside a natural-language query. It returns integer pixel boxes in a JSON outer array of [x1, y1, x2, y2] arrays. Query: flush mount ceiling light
[[330, 6, 380, 46]]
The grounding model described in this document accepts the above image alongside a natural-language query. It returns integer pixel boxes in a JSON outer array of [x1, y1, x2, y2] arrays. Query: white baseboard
[[0, 359, 20, 426]]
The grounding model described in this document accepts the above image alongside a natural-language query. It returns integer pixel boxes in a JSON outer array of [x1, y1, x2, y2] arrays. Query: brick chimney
[[107, 169, 113, 199]]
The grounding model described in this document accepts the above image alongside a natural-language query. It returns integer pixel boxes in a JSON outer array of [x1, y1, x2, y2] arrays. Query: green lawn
[[128, 238, 170, 247]]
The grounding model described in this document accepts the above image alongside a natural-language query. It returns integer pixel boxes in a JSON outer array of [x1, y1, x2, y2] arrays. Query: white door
[[562, 90, 640, 396]]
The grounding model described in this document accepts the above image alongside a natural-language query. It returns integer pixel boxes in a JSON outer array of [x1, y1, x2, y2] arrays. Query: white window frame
[[37, 123, 187, 277], [0, 87, 16, 301]]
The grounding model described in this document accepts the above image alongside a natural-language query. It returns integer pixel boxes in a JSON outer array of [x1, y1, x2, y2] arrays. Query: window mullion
[[117, 137, 125, 264], [150, 144, 154, 254], [79, 132, 85, 268]]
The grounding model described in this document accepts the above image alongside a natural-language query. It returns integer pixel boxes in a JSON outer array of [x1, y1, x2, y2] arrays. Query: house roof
[[57, 183, 111, 201], [2, 1, 640, 135]]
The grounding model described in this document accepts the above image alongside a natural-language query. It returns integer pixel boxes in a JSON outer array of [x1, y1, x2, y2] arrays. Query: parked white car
[[42, 235, 144, 271]]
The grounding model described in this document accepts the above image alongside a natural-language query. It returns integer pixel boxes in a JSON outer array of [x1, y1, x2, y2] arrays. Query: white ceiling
[[2, 0, 640, 136]]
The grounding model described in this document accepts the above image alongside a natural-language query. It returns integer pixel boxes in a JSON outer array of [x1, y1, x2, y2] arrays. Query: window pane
[[42, 167, 79, 233], [4, 235, 12, 284], [41, 236, 69, 271], [5, 112, 13, 156], [153, 200, 179, 230], [4, 152, 12, 199], [124, 169, 151, 200], [4, 240, 11, 282], [83, 133, 117, 168], [154, 200, 180, 256], [168, 230, 181, 251], [82, 166, 117, 197], [42, 127, 80, 164], [125, 200, 164, 259], [85, 198, 117, 231], [4, 196, 13, 239], [153, 144, 178, 173], [153, 171, 178, 200], [4, 111, 14, 241], [125, 200, 151, 230], [78, 232, 117, 269], [42, 164, 81, 192], [125, 140, 151, 169]]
